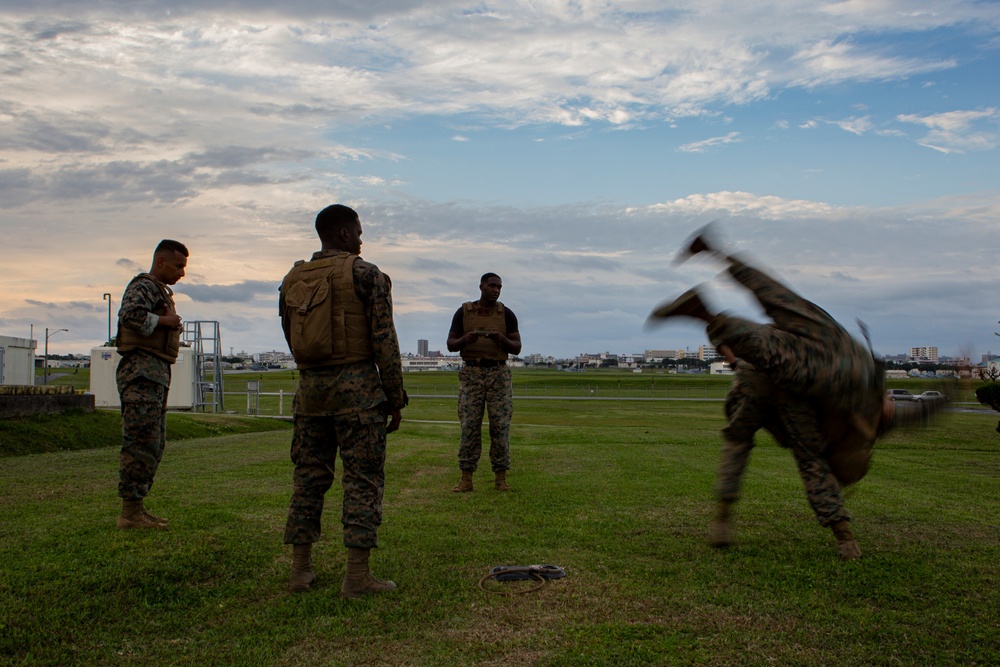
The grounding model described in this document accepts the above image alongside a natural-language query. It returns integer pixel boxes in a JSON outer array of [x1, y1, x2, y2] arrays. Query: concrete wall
[[0, 385, 95, 418]]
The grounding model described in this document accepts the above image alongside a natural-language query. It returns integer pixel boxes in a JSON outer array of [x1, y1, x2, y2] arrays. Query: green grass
[[0, 411, 291, 457], [0, 397, 997, 666], [34, 366, 91, 393]]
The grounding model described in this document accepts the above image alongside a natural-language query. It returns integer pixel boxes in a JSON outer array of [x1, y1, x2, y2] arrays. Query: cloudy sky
[[2, 1, 999, 362]]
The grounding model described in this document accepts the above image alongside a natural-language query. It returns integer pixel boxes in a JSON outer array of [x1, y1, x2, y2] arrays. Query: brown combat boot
[[494, 470, 510, 491], [452, 470, 474, 493], [116, 499, 167, 530], [710, 500, 734, 548], [139, 499, 168, 526], [288, 543, 317, 593], [648, 288, 713, 323], [831, 520, 861, 561], [673, 225, 719, 266], [341, 547, 397, 599]]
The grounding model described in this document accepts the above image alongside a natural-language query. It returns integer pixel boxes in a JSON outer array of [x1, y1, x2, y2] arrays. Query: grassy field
[[0, 410, 292, 457], [1, 392, 997, 666]]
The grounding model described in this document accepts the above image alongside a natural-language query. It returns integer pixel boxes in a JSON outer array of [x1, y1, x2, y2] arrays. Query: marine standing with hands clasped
[[279, 204, 407, 598], [448, 273, 521, 493], [115, 239, 188, 530]]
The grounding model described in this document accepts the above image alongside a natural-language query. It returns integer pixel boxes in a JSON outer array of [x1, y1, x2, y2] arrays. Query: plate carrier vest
[[116, 273, 180, 363], [280, 252, 373, 370], [460, 300, 507, 362]]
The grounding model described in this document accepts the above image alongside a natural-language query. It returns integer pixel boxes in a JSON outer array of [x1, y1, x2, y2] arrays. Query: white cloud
[[788, 39, 956, 88], [635, 191, 844, 220], [897, 108, 1000, 153], [677, 132, 742, 153], [830, 116, 874, 136]]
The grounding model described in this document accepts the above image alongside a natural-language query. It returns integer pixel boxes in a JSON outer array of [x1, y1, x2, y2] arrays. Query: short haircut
[[480, 272, 501, 284], [315, 204, 359, 239], [155, 239, 189, 257]]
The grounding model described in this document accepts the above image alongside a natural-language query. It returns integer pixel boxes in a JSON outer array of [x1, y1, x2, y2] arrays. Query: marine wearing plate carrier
[[279, 204, 406, 598], [115, 239, 188, 531], [447, 273, 521, 493]]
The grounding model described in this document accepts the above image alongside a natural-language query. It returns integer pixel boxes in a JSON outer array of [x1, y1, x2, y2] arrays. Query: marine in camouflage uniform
[[115, 239, 188, 530], [280, 204, 406, 597], [718, 361, 850, 532], [650, 228, 892, 559], [447, 273, 521, 492]]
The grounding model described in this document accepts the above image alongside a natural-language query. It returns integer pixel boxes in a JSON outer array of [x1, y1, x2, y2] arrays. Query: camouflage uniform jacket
[[117, 274, 174, 388], [281, 249, 405, 417]]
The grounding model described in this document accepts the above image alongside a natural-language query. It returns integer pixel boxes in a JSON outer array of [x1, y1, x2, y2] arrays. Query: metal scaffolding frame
[[182, 320, 224, 412]]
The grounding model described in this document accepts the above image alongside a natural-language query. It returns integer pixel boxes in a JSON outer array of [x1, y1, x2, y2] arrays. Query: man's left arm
[[277, 286, 293, 351], [359, 264, 406, 416]]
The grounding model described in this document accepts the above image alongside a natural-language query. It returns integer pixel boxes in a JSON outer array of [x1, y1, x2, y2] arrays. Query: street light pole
[[44, 327, 69, 385], [103, 293, 113, 343]]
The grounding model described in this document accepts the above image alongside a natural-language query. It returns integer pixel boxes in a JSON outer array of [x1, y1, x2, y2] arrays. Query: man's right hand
[[387, 409, 402, 433], [159, 313, 183, 330]]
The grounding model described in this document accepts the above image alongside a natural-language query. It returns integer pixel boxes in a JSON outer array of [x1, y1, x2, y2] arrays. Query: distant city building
[[910, 346, 938, 363], [417, 339, 429, 357], [709, 361, 733, 375], [699, 345, 720, 362], [403, 356, 459, 371], [522, 353, 556, 365]]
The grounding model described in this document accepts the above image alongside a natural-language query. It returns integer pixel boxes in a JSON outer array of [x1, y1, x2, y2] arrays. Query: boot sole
[[116, 518, 168, 530]]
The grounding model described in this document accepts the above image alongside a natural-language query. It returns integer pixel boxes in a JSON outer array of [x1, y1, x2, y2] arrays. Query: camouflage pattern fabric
[[280, 248, 404, 548], [706, 256, 880, 419], [718, 363, 849, 527], [283, 409, 387, 548], [117, 377, 168, 500], [117, 276, 174, 387], [457, 365, 513, 473]]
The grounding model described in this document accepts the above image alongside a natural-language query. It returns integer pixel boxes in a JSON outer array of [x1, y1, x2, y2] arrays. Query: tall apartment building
[[699, 345, 720, 361], [417, 339, 429, 357], [910, 346, 939, 363]]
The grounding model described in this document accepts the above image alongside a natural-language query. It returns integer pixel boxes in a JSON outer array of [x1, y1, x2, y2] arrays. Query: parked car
[[915, 390, 946, 402], [886, 389, 915, 401]]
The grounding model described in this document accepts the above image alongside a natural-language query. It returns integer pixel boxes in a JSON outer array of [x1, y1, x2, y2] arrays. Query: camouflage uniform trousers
[[717, 363, 848, 527], [457, 365, 513, 473], [283, 407, 388, 549], [706, 256, 876, 418], [118, 378, 168, 500]]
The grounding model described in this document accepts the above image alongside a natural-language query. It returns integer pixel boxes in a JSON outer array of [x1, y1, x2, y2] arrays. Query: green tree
[[975, 364, 1000, 433]]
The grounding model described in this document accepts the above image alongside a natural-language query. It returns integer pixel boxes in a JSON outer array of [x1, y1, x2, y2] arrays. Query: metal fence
[[218, 383, 982, 417], [222, 384, 734, 416]]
